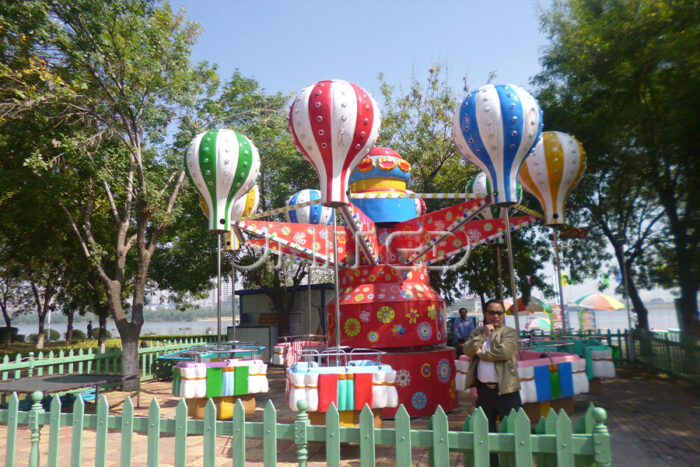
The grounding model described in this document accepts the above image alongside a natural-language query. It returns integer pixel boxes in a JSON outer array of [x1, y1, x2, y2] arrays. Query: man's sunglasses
[[486, 310, 504, 316]]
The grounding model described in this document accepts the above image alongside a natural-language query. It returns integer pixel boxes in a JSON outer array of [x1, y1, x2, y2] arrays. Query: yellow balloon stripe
[[349, 179, 407, 192], [544, 133, 565, 211], [518, 164, 546, 213]]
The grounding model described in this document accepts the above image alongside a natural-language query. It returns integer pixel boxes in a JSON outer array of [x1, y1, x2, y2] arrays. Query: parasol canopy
[[525, 317, 551, 331], [506, 296, 552, 315], [574, 293, 624, 311]]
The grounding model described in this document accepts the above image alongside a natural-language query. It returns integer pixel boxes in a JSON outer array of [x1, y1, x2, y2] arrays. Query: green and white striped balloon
[[185, 129, 260, 232], [466, 171, 522, 220]]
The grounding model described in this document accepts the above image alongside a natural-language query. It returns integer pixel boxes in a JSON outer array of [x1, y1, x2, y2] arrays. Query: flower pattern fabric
[[418, 322, 432, 341], [377, 306, 395, 324], [437, 358, 451, 383], [396, 369, 411, 387], [411, 392, 427, 410], [344, 318, 361, 337]]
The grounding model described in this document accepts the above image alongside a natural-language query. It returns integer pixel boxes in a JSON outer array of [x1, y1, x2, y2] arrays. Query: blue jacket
[[454, 317, 475, 341]]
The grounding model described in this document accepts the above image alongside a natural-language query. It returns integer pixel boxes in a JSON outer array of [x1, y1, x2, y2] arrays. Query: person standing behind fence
[[463, 299, 520, 467], [454, 307, 475, 357], [87, 321, 93, 339]]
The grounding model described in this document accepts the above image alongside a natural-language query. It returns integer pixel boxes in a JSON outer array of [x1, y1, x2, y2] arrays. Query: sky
[[175, 0, 552, 99], [173, 0, 675, 304]]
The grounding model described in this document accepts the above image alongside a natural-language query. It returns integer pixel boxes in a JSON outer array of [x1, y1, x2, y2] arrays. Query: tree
[[535, 0, 700, 333], [1, 0, 215, 387]]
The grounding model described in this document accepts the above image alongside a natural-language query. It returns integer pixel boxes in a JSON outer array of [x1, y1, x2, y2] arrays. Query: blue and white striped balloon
[[452, 84, 542, 206], [285, 189, 334, 224]]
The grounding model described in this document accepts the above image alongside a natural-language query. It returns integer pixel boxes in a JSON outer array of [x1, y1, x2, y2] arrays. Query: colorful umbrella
[[289, 79, 381, 206], [518, 131, 586, 225], [574, 293, 624, 311], [506, 297, 552, 315], [525, 317, 551, 330]]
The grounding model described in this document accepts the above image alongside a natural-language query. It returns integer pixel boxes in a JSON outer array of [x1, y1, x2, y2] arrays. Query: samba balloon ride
[[230, 80, 539, 416]]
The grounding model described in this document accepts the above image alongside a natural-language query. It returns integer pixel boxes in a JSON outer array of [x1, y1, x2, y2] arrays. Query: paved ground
[[2, 365, 699, 466]]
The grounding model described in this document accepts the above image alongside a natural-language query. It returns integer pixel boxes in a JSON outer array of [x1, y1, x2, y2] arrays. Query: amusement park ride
[[178, 78, 594, 421]]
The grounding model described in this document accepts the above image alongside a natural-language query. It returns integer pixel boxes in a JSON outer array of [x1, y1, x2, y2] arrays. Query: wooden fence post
[[233, 398, 246, 467], [28, 391, 44, 467], [325, 404, 341, 467], [592, 407, 611, 466], [263, 400, 277, 467], [28, 352, 35, 377], [294, 400, 310, 467]]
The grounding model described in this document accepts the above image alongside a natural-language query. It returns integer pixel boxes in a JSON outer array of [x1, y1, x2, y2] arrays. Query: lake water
[[16, 319, 235, 340], [16, 305, 680, 339]]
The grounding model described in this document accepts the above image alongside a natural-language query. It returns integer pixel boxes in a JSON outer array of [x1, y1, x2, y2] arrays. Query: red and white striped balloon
[[289, 79, 381, 206]]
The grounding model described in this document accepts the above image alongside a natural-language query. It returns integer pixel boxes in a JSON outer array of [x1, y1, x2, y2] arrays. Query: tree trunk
[[657, 186, 699, 335], [65, 309, 74, 345], [97, 310, 108, 348], [31, 282, 52, 350], [274, 292, 293, 337], [104, 278, 143, 391], [36, 320, 45, 349], [120, 326, 141, 391], [3, 325, 11, 350], [612, 244, 649, 331], [626, 277, 648, 331], [677, 280, 699, 337]]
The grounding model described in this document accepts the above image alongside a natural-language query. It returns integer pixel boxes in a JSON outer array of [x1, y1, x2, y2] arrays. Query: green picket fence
[[0, 337, 216, 383], [633, 330, 700, 385], [0, 392, 611, 467]]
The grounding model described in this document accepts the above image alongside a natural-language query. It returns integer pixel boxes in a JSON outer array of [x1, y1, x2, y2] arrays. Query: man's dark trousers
[[476, 381, 521, 467]]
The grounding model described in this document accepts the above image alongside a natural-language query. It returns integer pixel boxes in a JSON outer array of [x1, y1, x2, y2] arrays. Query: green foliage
[[91, 328, 111, 339], [27, 329, 60, 343], [534, 0, 700, 329], [69, 329, 87, 341]]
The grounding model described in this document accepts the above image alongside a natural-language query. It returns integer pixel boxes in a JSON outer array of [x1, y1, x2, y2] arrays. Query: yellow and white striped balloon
[[518, 131, 586, 225]]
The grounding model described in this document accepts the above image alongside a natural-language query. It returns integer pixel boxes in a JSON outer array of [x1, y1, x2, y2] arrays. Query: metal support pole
[[552, 229, 568, 331], [332, 211, 341, 347], [231, 265, 237, 344], [217, 233, 222, 349], [496, 244, 504, 302], [307, 262, 312, 335], [503, 207, 521, 336]]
